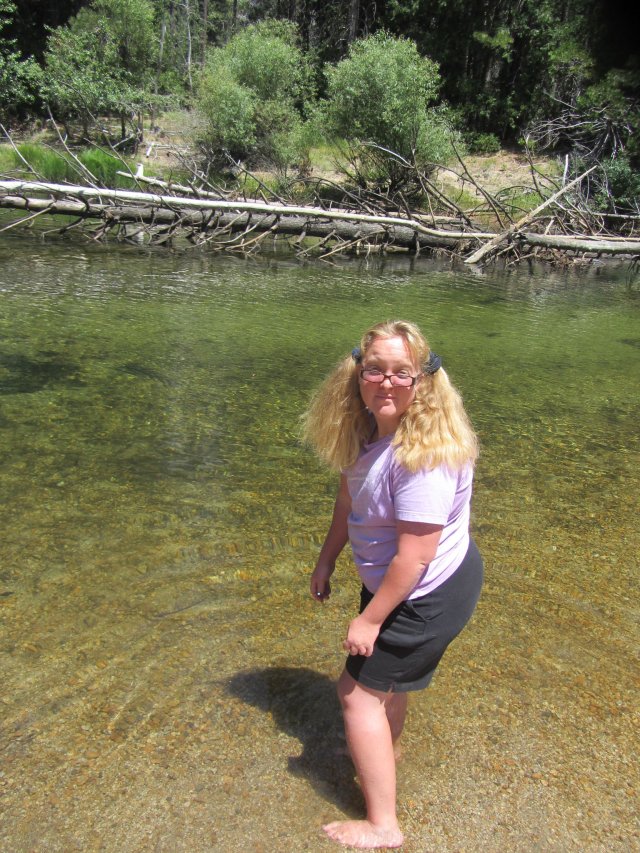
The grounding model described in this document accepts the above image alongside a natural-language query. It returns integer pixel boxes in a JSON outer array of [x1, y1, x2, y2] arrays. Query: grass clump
[[17, 143, 72, 181], [77, 149, 121, 185], [1, 142, 146, 188]]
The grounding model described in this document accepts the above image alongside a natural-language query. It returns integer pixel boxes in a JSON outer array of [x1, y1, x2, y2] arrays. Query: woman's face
[[358, 335, 421, 437]]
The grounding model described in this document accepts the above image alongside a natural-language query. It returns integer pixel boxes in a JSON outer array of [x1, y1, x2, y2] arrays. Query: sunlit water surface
[[0, 237, 638, 852]]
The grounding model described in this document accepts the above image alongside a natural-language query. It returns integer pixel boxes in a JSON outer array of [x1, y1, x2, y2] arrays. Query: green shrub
[[254, 100, 306, 172], [322, 32, 457, 191], [196, 65, 257, 163], [599, 156, 640, 213], [195, 21, 313, 174], [467, 132, 501, 155], [415, 105, 465, 165], [324, 33, 440, 158], [220, 19, 313, 106]]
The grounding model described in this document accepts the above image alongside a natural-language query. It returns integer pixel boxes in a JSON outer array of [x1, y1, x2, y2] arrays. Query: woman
[[302, 320, 483, 849]]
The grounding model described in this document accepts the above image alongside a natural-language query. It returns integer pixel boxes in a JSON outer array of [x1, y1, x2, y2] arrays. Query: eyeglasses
[[360, 367, 419, 387]]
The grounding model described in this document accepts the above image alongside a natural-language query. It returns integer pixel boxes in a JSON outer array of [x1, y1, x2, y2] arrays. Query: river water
[[0, 235, 638, 852]]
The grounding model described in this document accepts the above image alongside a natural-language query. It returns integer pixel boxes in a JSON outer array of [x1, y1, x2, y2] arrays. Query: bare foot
[[322, 819, 404, 849]]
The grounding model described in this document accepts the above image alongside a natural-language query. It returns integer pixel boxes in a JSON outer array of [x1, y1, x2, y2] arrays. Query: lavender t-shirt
[[346, 434, 473, 598]]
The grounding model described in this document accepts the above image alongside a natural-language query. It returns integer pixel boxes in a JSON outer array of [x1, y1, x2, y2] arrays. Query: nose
[[380, 374, 394, 387]]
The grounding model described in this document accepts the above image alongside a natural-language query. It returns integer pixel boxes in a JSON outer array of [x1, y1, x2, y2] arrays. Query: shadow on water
[[227, 666, 364, 816], [0, 351, 84, 394]]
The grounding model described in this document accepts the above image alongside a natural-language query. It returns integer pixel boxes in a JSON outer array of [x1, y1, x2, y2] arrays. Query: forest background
[[0, 0, 638, 217]]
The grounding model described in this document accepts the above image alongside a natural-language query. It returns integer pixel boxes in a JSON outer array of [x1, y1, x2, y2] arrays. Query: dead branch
[[0, 204, 55, 232], [464, 166, 598, 265], [46, 108, 99, 187], [1, 123, 46, 182], [452, 143, 511, 229]]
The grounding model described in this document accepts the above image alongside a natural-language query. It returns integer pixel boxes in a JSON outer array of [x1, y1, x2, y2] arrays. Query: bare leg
[[322, 670, 404, 849], [338, 691, 406, 758], [386, 691, 408, 760]]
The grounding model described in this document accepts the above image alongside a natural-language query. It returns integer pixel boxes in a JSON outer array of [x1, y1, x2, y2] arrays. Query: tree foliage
[[322, 32, 459, 190], [41, 0, 156, 140], [2, 0, 637, 210], [196, 20, 313, 171], [0, 0, 42, 120], [41, 20, 130, 135], [91, 0, 156, 78], [381, 0, 627, 138]]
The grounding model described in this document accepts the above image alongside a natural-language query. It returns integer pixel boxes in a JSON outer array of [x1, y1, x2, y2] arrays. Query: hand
[[343, 615, 380, 657], [310, 563, 333, 602]]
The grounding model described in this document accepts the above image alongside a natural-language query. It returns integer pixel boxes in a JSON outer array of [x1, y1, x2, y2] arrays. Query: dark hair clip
[[351, 347, 362, 362], [424, 352, 442, 375]]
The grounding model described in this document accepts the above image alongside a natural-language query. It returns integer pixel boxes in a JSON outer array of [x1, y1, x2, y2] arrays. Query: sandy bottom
[[1, 562, 637, 853]]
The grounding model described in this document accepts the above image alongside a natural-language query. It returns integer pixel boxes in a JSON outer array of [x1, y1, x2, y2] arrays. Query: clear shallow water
[[0, 237, 638, 851]]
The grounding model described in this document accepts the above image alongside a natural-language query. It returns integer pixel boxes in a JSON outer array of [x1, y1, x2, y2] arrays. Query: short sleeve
[[391, 463, 457, 524]]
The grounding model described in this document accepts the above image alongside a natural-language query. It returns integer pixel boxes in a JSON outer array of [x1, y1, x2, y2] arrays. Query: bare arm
[[343, 521, 443, 656], [310, 474, 351, 602]]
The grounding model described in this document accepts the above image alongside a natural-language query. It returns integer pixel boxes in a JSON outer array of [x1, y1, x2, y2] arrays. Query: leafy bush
[[0, 0, 41, 120], [321, 32, 457, 191], [599, 156, 640, 214], [324, 33, 440, 158], [197, 66, 257, 162], [220, 19, 313, 106], [195, 21, 313, 174], [254, 100, 306, 173], [467, 132, 502, 155]]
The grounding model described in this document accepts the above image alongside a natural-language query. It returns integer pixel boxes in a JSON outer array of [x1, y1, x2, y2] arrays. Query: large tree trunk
[[0, 181, 486, 251], [184, 0, 193, 92], [2, 179, 638, 260], [348, 0, 359, 42], [201, 0, 208, 64]]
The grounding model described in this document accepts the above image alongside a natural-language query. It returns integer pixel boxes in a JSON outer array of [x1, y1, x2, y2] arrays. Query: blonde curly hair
[[302, 319, 478, 473]]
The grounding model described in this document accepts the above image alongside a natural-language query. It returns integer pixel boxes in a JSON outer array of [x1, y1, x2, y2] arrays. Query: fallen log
[[1, 177, 636, 259], [0, 180, 489, 251], [0, 180, 489, 243], [519, 232, 640, 255], [0, 192, 470, 249]]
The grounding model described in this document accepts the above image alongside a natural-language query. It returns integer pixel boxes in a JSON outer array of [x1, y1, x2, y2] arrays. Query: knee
[[337, 670, 365, 715], [337, 671, 386, 720]]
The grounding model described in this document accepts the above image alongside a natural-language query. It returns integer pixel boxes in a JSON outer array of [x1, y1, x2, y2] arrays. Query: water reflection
[[0, 236, 638, 851]]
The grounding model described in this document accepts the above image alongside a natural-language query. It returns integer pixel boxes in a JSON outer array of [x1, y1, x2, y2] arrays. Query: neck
[[375, 419, 398, 438]]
